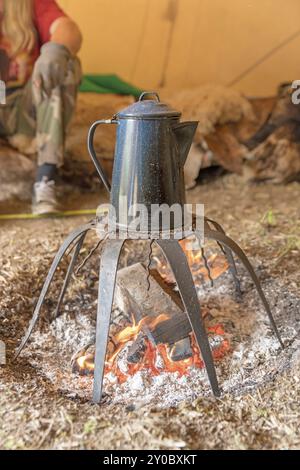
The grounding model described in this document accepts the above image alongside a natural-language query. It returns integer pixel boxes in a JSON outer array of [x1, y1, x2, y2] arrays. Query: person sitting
[[0, 0, 82, 214]]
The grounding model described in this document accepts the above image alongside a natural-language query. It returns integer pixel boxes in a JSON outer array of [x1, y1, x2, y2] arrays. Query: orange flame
[[154, 240, 229, 285], [107, 313, 170, 365], [76, 353, 95, 372]]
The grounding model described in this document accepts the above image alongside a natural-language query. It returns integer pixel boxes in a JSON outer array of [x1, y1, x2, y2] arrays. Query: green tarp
[[79, 74, 143, 98]]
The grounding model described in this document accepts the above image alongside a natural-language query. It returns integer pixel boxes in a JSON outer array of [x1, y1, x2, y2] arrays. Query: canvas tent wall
[[59, 0, 300, 96]]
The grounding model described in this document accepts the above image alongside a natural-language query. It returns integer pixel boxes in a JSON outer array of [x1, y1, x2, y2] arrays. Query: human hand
[[32, 42, 71, 96]]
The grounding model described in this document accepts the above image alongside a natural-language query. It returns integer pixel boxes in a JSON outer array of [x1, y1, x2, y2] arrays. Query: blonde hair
[[2, 0, 36, 56]]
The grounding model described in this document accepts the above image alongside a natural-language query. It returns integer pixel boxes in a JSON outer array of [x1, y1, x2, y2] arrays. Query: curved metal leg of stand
[[93, 239, 124, 404], [14, 222, 95, 359], [156, 239, 220, 397], [53, 232, 87, 319], [204, 217, 242, 296], [204, 228, 284, 348]]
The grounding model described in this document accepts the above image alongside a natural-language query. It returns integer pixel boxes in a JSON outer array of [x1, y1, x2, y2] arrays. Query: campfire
[[15, 93, 283, 405], [72, 241, 230, 384], [19, 232, 295, 410]]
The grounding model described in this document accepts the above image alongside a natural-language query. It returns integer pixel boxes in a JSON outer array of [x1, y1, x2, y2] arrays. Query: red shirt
[[0, 0, 66, 89]]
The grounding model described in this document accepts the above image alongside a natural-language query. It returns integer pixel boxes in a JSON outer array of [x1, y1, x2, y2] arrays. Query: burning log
[[71, 262, 195, 375], [71, 259, 231, 381], [114, 263, 193, 361]]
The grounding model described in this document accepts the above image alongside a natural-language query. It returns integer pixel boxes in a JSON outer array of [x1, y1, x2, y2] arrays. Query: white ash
[[208, 334, 225, 349], [22, 259, 300, 409], [155, 352, 164, 369]]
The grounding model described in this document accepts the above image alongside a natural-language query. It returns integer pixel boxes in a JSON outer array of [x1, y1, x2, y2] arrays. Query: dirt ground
[[0, 173, 299, 450]]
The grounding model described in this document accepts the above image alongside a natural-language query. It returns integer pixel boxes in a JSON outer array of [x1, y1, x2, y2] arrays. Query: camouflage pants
[[0, 57, 82, 167]]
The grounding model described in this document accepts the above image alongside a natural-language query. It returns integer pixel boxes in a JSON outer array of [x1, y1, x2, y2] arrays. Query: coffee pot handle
[[87, 119, 117, 194]]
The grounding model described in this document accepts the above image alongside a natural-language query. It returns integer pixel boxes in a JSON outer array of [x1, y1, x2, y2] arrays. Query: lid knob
[[139, 91, 160, 102], [117, 90, 180, 118]]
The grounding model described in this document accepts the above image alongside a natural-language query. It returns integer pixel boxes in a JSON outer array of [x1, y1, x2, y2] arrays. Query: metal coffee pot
[[88, 91, 198, 233]]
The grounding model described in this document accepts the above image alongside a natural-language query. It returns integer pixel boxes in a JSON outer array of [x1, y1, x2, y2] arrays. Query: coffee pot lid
[[117, 91, 181, 119]]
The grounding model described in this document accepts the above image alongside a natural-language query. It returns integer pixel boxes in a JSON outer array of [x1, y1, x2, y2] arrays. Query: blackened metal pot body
[[88, 92, 198, 232]]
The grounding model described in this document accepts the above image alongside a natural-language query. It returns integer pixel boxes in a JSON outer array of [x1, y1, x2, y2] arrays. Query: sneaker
[[32, 177, 59, 215]]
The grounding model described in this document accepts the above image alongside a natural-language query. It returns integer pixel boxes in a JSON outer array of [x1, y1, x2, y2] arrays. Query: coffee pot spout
[[173, 121, 198, 166]]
